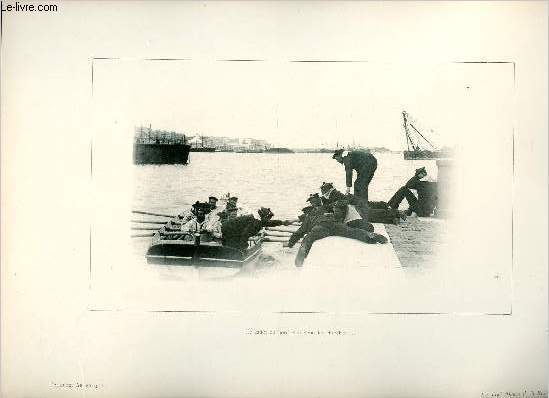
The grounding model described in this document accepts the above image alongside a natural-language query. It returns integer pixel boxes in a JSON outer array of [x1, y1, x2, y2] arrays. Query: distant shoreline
[[187, 149, 403, 154]]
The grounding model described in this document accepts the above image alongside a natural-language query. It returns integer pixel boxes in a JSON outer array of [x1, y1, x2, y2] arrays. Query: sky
[[93, 59, 514, 150]]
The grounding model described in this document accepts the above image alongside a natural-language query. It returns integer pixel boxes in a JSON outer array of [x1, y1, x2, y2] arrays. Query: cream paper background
[[1, 2, 547, 397]]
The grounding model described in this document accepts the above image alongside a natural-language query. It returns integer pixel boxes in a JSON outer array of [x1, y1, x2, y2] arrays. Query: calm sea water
[[128, 152, 438, 280], [133, 152, 437, 220]]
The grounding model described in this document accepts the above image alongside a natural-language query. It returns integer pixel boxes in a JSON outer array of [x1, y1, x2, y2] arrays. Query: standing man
[[332, 149, 378, 202]]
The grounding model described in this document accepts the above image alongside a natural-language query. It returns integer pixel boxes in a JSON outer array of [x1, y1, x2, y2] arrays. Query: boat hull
[[134, 143, 191, 164], [146, 238, 263, 268]]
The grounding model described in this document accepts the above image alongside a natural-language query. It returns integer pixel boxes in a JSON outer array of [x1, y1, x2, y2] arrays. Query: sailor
[[319, 183, 373, 231], [320, 182, 406, 225], [287, 200, 388, 267], [213, 204, 238, 232], [180, 202, 209, 235], [332, 149, 378, 202], [167, 201, 201, 234], [298, 206, 313, 223], [320, 182, 347, 210], [225, 195, 253, 216], [307, 192, 323, 208], [176, 206, 195, 223], [387, 167, 428, 216], [228, 196, 239, 207], [221, 207, 293, 250], [297, 193, 328, 222], [201, 199, 226, 240], [208, 196, 219, 212]]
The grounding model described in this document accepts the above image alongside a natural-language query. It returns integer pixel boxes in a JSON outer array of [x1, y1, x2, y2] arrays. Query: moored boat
[[134, 126, 190, 164], [401, 111, 453, 160], [146, 230, 263, 268]]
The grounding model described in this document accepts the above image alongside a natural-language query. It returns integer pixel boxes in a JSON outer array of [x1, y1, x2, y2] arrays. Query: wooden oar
[[131, 227, 162, 231], [131, 233, 155, 238], [132, 220, 169, 224], [264, 231, 293, 238], [132, 210, 174, 218], [263, 237, 301, 243], [265, 227, 299, 233]]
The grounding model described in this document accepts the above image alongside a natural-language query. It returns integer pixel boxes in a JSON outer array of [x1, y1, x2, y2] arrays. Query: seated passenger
[[208, 195, 220, 214], [176, 206, 195, 223], [201, 203, 226, 240], [180, 202, 209, 235], [167, 201, 201, 231], [227, 196, 253, 216]]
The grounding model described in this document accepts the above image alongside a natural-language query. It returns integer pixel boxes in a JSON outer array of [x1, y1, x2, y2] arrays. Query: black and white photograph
[[89, 58, 513, 315], [1, 2, 547, 397]]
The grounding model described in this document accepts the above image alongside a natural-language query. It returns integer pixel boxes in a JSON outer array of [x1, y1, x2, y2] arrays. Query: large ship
[[189, 135, 216, 152], [402, 111, 451, 160], [134, 126, 191, 164]]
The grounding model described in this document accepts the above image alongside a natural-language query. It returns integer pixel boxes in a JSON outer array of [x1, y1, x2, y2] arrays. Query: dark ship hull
[[134, 143, 191, 164]]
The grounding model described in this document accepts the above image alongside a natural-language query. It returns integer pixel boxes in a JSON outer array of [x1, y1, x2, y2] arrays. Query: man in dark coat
[[320, 182, 405, 225], [387, 167, 427, 215], [221, 207, 292, 250], [320, 182, 347, 210], [332, 149, 378, 202], [288, 200, 388, 267], [307, 192, 323, 208], [298, 193, 326, 222]]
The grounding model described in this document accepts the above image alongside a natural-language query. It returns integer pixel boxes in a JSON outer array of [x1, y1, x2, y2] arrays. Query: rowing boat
[[145, 229, 264, 268]]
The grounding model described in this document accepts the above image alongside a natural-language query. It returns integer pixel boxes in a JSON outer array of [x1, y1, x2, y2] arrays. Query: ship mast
[[402, 111, 436, 151], [402, 111, 415, 151]]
